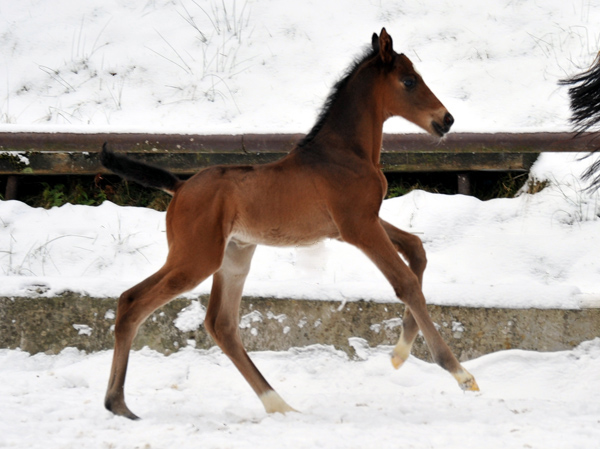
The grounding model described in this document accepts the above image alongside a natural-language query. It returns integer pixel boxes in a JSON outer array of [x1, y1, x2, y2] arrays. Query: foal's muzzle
[[432, 112, 454, 137]]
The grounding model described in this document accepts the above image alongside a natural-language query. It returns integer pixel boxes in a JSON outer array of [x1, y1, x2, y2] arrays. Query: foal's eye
[[402, 76, 417, 90]]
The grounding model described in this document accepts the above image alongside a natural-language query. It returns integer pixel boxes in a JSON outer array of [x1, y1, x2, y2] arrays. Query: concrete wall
[[1, 292, 599, 361]]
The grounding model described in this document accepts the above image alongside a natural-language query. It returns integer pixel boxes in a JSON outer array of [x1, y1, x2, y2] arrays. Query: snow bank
[[2, 152, 600, 308]]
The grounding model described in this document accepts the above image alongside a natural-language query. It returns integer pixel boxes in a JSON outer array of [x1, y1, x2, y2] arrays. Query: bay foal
[[102, 28, 478, 420]]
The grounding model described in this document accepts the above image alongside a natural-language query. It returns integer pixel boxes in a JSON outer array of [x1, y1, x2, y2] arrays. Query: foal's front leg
[[381, 219, 424, 369], [344, 219, 479, 391]]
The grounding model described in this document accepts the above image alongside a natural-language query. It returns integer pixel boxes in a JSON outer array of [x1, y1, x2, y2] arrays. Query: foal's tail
[[100, 143, 183, 195]]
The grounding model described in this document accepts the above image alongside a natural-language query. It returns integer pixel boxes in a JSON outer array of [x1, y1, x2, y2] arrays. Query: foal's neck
[[319, 67, 386, 166]]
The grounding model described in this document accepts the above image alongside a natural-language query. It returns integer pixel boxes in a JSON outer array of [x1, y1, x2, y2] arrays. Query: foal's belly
[[230, 210, 339, 247], [232, 229, 336, 247]]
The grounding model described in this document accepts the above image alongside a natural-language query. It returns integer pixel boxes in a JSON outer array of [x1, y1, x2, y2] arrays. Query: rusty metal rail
[[0, 131, 597, 198]]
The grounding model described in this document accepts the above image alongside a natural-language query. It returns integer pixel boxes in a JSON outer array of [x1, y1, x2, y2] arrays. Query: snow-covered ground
[[1, 341, 600, 449], [2, 1, 600, 447]]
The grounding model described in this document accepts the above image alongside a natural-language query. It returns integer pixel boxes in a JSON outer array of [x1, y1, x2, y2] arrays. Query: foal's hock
[[102, 28, 478, 420]]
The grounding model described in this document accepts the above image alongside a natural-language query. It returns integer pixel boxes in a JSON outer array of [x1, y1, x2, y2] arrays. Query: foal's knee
[[393, 274, 425, 308]]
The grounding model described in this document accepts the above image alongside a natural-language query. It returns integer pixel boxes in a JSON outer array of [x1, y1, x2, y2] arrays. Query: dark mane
[[298, 46, 378, 147]]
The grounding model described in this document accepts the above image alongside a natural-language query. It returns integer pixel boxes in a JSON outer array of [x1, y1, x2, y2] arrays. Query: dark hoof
[[105, 395, 140, 420]]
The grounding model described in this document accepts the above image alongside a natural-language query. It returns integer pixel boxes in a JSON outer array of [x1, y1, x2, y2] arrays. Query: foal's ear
[[371, 32, 379, 52], [378, 28, 394, 64]]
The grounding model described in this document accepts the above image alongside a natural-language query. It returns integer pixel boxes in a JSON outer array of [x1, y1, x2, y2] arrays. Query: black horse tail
[[560, 52, 600, 133], [100, 143, 183, 195], [560, 52, 600, 190]]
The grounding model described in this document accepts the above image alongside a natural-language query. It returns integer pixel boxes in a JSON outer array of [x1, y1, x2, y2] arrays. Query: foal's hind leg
[[204, 240, 296, 414], [381, 219, 425, 369], [105, 251, 222, 419]]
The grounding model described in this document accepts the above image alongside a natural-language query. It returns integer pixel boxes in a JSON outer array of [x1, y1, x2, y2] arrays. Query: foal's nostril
[[432, 112, 455, 137], [444, 113, 454, 128]]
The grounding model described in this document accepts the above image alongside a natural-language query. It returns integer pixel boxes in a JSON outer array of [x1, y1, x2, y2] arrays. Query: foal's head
[[372, 28, 453, 137]]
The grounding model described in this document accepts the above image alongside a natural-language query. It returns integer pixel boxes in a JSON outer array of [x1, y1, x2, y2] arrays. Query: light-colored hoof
[[453, 369, 480, 392], [391, 353, 407, 370], [391, 338, 410, 370], [260, 391, 298, 414], [460, 377, 480, 392]]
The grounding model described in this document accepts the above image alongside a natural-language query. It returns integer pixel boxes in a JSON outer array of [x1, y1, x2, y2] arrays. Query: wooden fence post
[[457, 173, 471, 195], [5, 176, 18, 200]]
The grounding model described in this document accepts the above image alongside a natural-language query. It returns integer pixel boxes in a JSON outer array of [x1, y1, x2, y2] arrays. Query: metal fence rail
[[1, 132, 597, 198]]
